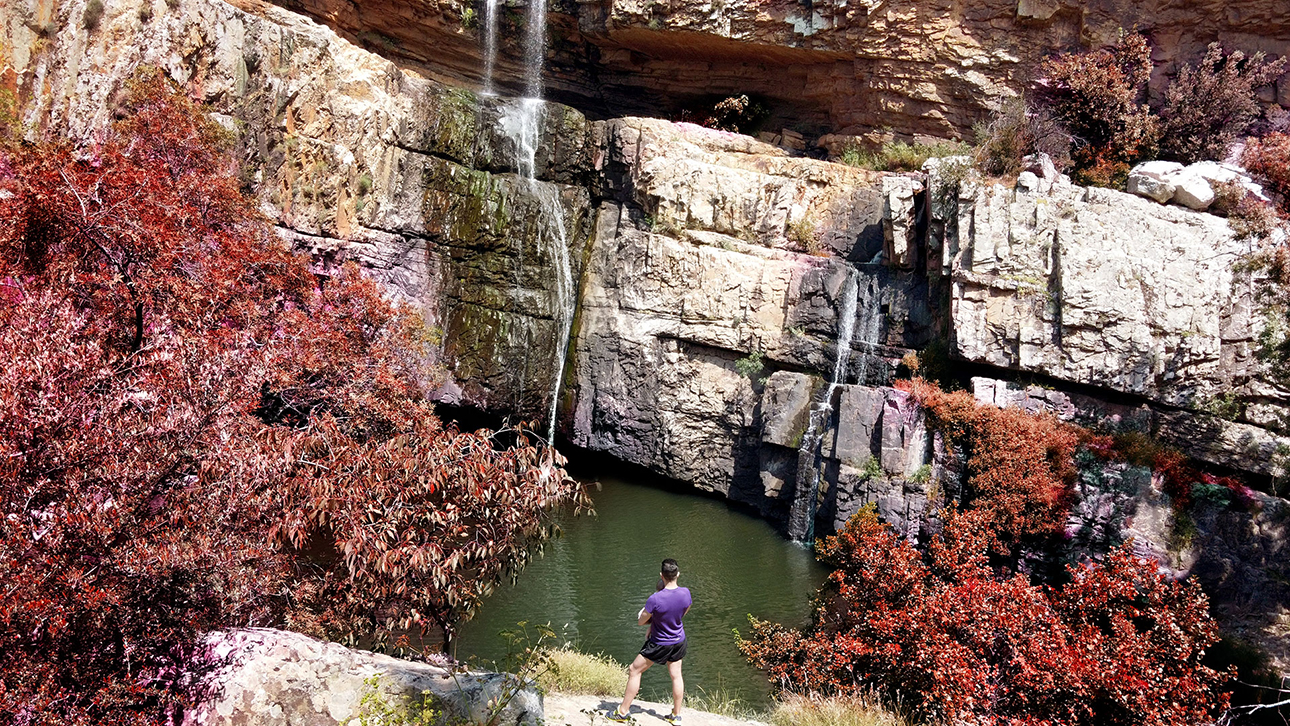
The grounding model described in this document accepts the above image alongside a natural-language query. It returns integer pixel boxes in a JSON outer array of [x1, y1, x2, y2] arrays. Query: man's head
[[661, 558, 680, 583]]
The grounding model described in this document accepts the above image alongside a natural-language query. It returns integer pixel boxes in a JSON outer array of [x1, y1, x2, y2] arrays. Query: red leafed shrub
[[1243, 132, 1290, 215], [739, 508, 1231, 725], [0, 69, 583, 725], [897, 378, 1079, 548], [1158, 43, 1285, 164], [1037, 33, 1159, 187]]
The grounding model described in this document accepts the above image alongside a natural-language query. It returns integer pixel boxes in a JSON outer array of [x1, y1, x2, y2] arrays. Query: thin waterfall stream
[[786, 269, 878, 543], [485, 0, 577, 444], [481, 0, 498, 95]]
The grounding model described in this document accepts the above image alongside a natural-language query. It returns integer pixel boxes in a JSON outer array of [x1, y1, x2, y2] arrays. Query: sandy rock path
[[543, 693, 768, 726]]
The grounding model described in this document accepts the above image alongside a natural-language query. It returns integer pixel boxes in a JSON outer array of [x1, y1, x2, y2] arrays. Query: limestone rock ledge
[[185, 628, 542, 726]]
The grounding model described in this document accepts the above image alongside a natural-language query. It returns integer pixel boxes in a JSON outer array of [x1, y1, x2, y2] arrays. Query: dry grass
[[536, 647, 626, 696], [685, 685, 764, 720], [769, 694, 912, 726]]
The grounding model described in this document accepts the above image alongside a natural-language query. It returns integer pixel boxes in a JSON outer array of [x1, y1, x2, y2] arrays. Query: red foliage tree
[[1157, 43, 1285, 164], [897, 378, 1079, 549], [739, 509, 1230, 725], [1037, 33, 1159, 187], [0, 70, 584, 725]]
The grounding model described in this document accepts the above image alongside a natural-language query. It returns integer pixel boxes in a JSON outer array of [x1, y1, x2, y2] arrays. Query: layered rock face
[[4, 0, 597, 417], [240, 0, 1290, 142], [5, 0, 1286, 500]]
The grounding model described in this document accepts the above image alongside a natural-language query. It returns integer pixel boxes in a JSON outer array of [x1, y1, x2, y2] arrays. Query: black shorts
[[640, 638, 687, 664]]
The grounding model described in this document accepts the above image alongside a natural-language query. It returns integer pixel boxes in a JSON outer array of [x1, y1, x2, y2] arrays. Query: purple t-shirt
[[645, 586, 692, 645]]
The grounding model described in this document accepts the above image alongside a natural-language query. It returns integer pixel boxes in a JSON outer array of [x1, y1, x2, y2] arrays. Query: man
[[607, 558, 691, 724]]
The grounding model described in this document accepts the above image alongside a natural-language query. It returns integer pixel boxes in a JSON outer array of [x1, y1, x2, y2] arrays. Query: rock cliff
[[5, 0, 1286, 507], [227, 0, 1290, 143], [5, 0, 1290, 672]]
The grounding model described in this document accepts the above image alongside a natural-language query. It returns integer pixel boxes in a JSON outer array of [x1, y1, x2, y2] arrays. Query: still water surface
[[457, 472, 828, 707]]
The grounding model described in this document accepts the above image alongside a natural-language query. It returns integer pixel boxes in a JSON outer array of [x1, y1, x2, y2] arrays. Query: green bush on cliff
[[839, 139, 970, 172], [82, 0, 105, 29], [736, 350, 766, 379]]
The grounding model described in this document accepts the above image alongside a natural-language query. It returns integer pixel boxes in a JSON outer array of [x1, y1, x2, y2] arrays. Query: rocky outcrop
[[757, 372, 943, 538], [4, 0, 598, 417], [7, 0, 1284, 494], [233, 0, 1290, 144], [186, 628, 542, 726], [934, 169, 1289, 432]]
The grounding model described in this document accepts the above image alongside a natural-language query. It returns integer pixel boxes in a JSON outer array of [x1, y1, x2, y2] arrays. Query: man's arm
[[637, 605, 652, 626]]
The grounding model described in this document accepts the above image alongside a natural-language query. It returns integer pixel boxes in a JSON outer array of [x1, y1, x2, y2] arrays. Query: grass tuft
[[770, 694, 911, 726], [839, 140, 970, 172], [536, 647, 625, 696], [685, 685, 762, 720]]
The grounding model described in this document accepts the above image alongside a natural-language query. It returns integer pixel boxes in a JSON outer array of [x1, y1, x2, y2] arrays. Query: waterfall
[[492, 0, 574, 444], [537, 188, 575, 445], [852, 273, 882, 386], [482, 0, 499, 95], [522, 0, 546, 99], [786, 269, 866, 544]]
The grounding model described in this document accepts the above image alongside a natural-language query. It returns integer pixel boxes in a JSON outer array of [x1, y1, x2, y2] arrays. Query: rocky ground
[[545, 693, 765, 726]]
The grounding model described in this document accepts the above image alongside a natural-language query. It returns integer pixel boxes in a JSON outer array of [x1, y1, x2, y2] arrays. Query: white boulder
[[1127, 161, 1184, 203], [1170, 169, 1216, 210]]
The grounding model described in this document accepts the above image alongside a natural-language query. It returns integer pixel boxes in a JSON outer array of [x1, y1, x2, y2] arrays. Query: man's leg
[[667, 659, 684, 716], [616, 654, 652, 716]]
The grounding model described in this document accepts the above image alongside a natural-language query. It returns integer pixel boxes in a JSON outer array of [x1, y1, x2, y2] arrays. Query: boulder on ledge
[[1127, 161, 1184, 203]]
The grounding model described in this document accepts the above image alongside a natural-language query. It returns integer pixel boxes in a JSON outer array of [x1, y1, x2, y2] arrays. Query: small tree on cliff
[[739, 508, 1230, 725], [1157, 43, 1285, 164], [0, 69, 584, 725]]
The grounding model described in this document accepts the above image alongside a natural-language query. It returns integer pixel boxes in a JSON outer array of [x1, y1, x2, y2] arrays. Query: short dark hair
[[661, 558, 680, 582]]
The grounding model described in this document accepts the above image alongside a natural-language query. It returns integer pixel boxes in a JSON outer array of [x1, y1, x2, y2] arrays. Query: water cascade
[[481, 0, 498, 95], [538, 187, 576, 444], [786, 269, 867, 543], [491, 0, 576, 444]]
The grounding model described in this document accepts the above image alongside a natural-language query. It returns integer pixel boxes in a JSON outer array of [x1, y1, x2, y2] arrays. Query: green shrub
[[1158, 43, 1286, 164], [354, 675, 444, 726], [909, 464, 932, 484], [82, 0, 106, 29], [787, 215, 824, 255], [535, 647, 625, 696], [861, 456, 883, 480], [735, 351, 765, 379], [357, 171, 374, 196]]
